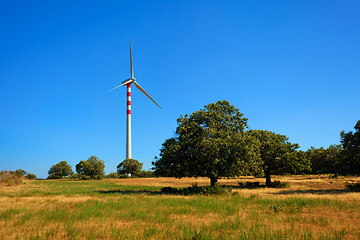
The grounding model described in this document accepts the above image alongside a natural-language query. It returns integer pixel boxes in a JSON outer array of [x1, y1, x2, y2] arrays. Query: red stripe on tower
[[127, 84, 131, 115]]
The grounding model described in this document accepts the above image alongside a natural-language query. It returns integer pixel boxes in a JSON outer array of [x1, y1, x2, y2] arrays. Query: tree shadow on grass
[[232, 181, 267, 189], [96, 190, 162, 195], [232, 185, 267, 190], [272, 189, 353, 195]]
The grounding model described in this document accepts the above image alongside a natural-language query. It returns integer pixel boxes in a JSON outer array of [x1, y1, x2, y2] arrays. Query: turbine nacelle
[[122, 78, 135, 85], [106, 38, 161, 109]]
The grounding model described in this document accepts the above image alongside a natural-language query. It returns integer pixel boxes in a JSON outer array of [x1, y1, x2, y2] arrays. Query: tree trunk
[[210, 176, 218, 186], [265, 169, 271, 187]]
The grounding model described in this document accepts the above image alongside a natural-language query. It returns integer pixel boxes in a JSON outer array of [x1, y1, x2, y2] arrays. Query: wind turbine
[[107, 38, 161, 159]]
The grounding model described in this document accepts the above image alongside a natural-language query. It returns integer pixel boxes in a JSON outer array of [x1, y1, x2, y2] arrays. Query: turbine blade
[[133, 81, 161, 109], [106, 82, 126, 93], [130, 38, 134, 79]]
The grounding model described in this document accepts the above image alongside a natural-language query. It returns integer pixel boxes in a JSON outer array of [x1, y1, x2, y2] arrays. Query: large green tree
[[340, 120, 360, 175], [152, 100, 261, 186], [48, 161, 74, 179], [247, 130, 311, 186], [76, 156, 105, 180], [117, 158, 143, 177]]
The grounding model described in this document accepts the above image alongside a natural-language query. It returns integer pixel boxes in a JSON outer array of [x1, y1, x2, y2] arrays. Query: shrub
[[161, 185, 232, 195], [15, 169, 27, 176], [346, 182, 360, 192], [0, 170, 24, 186], [270, 204, 283, 213], [105, 172, 119, 178], [68, 173, 80, 180], [137, 170, 155, 178], [207, 185, 232, 195], [238, 181, 261, 188], [48, 174, 62, 179], [25, 173, 37, 180], [161, 187, 179, 194], [268, 181, 290, 188], [73, 174, 91, 180], [93, 175, 103, 180]]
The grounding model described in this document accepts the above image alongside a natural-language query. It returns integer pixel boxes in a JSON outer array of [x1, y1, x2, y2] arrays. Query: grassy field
[[0, 175, 359, 239]]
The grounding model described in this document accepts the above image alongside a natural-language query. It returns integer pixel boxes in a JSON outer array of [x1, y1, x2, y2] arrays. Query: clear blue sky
[[1, 1, 359, 178]]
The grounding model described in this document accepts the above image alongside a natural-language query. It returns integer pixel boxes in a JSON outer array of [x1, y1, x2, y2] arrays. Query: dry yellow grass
[[0, 175, 359, 239], [109, 175, 360, 201]]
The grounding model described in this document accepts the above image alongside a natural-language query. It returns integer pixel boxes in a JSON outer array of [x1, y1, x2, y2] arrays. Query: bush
[[80, 175, 91, 180], [161, 184, 232, 195], [15, 169, 27, 176], [270, 204, 283, 213], [70, 174, 89, 180], [161, 187, 179, 194], [137, 170, 155, 178], [207, 185, 233, 195], [105, 172, 119, 178], [70, 173, 103, 180], [25, 173, 37, 180], [268, 181, 290, 188], [48, 174, 62, 179], [93, 175, 103, 180], [0, 170, 25, 186], [68, 173, 80, 180], [238, 181, 262, 188], [346, 182, 360, 192]]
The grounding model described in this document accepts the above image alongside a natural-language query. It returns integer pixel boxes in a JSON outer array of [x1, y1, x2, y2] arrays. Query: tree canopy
[[117, 158, 143, 177], [15, 169, 27, 176], [152, 100, 262, 186], [340, 120, 360, 175], [246, 130, 311, 186], [76, 156, 105, 180], [306, 145, 342, 174], [26, 173, 37, 180], [48, 161, 74, 179]]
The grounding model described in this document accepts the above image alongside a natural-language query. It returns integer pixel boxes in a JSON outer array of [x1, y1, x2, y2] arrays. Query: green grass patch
[[0, 180, 162, 197], [1, 179, 359, 239]]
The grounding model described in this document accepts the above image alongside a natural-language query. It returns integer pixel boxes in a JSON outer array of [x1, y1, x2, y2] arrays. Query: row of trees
[[307, 120, 360, 175], [152, 100, 359, 186], [47, 101, 359, 185], [48, 156, 149, 179]]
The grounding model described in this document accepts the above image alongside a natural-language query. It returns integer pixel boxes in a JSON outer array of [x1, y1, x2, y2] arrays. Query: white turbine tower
[[107, 38, 161, 159]]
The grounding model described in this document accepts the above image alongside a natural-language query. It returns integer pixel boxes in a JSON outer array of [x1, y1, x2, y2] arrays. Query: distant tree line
[[307, 120, 360, 175], [152, 100, 360, 186], [47, 156, 154, 180]]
